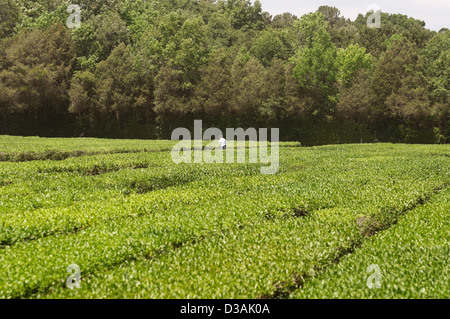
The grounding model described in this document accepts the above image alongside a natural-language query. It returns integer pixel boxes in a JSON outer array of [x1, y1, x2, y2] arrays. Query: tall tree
[[71, 10, 130, 68], [193, 49, 233, 127], [229, 54, 266, 126], [0, 22, 75, 134], [336, 43, 373, 87], [260, 58, 286, 126], [272, 12, 297, 29], [317, 5, 356, 48], [69, 43, 153, 135], [371, 37, 431, 123], [222, 0, 264, 31], [336, 69, 372, 123], [251, 30, 285, 67], [0, 0, 20, 39], [291, 13, 338, 117], [421, 31, 450, 139]]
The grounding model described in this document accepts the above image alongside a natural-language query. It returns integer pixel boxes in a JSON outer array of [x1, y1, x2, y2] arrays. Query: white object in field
[[219, 137, 227, 149]]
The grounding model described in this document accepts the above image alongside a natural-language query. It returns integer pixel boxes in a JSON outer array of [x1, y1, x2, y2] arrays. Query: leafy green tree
[[205, 10, 239, 48], [14, 1, 71, 32], [272, 12, 297, 29], [317, 5, 356, 48], [71, 10, 130, 68], [70, 0, 122, 20], [69, 43, 153, 135], [91, 11, 130, 60], [284, 62, 308, 119], [222, 0, 264, 31], [153, 65, 195, 138], [12, 0, 70, 33], [261, 11, 272, 26], [336, 69, 372, 123], [385, 75, 431, 122], [149, 13, 210, 137], [96, 43, 152, 127], [193, 49, 233, 126], [291, 13, 338, 117], [371, 38, 414, 108], [119, 0, 158, 43], [0, 0, 20, 39], [354, 11, 425, 31], [421, 32, 450, 138], [0, 23, 75, 134], [68, 69, 98, 130], [429, 50, 449, 106], [383, 13, 425, 30], [371, 37, 431, 123], [251, 30, 285, 67], [336, 44, 373, 87], [71, 24, 102, 71], [259, 58, 286, 125], [229, 56, 266, 126], [422, 32, 450, 105], [15, 0, 63, 20], [405, 22, 432, 48], [356, 23, 397, 57], [136, 12, 209, 76]]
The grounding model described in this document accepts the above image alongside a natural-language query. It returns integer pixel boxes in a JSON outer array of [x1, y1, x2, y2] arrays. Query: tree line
[[0, 0, 448, 145]]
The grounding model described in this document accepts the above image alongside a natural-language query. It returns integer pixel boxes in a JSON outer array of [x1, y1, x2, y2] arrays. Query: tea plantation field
[[0, 135, 448, 299]]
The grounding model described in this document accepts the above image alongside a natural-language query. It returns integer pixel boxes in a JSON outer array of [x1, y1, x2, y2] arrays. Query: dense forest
[[0, 0, 448, 145]]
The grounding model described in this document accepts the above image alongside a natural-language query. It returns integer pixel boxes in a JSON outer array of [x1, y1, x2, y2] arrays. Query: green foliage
[[251, 30, 285, 67], [223, 0, 265, 31], [290, 187, 450, 299], [422, 32, 450, 107], [67, 0, 122, 19], [71, 10, 130, 66], [68, 43, 153, 136], [193, 49, 233, 125], [272, 12, 297, 29], [0, 0, 20, 38], [354, 11, 426, 31], [0, 139, 448, 298], [0, 1, 447, 143], [68, 69, 98, 124], [335, 70, 372, 122], [96, 44, 152, 125], [370, 37, 428, 121], [14, 1, 69, 32], [317, 6, 356, 48], [292, 13, 338, 115], [0, 23, 75, 134], [336, 44, 373, 87], [229, 56, 265, 125], [136, 12, 209, 74], [118, 0, 158, 43]]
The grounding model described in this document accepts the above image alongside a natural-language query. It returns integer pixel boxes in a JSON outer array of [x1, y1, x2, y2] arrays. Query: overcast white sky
[[258, 0, 449, 31]]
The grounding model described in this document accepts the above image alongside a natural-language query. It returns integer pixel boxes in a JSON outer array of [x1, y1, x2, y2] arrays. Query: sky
[[258, 0, 450, 31]]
